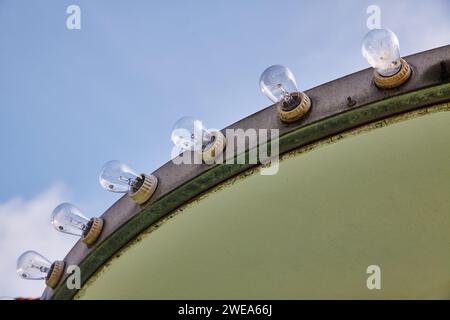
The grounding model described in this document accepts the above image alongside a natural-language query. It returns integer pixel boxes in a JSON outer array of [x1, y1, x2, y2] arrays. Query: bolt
[[347, 96, 357, 107]]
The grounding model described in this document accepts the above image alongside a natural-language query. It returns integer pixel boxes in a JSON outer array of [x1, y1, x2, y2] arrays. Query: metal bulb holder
[[82, 217, 104, 246], [45, 260, 65, 289], [201, 130, 226, 164], [129, 174, 158, 205], [373, 58, 411, 89], [277, 92, 312, 123]]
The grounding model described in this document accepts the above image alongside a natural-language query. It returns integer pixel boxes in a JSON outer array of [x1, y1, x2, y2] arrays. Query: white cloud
[[0, 185, 75, 298]]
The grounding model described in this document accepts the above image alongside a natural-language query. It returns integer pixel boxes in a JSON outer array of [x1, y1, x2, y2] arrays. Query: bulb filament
[[68, 217, 88, 231], [277, 84, 296, 108], [31, 262, 50, 274], [119, 175, 140, 189], [190, 130, 213, 150], [40, 266, 50, 273]]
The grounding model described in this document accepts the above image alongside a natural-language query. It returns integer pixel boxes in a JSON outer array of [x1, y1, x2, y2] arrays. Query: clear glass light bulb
[[260, 65, 299, 108], [51, 203, 90, 236], [99, 160, 142, 193], [361, 28, 401, 77], [171, 117, 212, 151], [16, 251, 52, 280]]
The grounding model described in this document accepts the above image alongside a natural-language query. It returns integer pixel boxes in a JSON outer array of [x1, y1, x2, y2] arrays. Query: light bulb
[[51, 203, 104, 246], [260, 65, 299, 109], [51, 203, 90, 236], [99, 160, 158, 204], [16, 251, 65, 288], [16, 251, 52, 280], [0, 297, 14, 300], [260, 65, 311, 123], [361, 28, 401, 77], [99, 160, 143, 193], [171, 117, 214, 152]]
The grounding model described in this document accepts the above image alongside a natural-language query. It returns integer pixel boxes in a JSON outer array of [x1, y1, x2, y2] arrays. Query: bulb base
[[82, 217, 104, 246], [374, 58, 411, 89], [129, 174, 158, 205], [46, 260, 65, 289], [277, 92, 311, 123], [201, 130, 226, 164]]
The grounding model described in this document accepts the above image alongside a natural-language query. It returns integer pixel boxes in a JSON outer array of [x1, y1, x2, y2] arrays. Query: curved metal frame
[[42, 45, 450, 300]]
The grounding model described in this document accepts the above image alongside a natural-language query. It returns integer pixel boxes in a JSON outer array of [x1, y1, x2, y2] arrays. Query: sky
[[0, 0, 449, 298]]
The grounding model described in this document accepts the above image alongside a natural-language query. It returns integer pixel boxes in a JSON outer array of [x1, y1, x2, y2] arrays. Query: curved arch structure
[[42, 45, 450, 300]]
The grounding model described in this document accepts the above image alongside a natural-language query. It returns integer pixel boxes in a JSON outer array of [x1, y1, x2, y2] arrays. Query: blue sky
[[0, 0, 449, 297]]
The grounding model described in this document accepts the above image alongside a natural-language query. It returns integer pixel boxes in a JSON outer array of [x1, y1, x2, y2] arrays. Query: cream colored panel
[[78, 110, 450, 300]]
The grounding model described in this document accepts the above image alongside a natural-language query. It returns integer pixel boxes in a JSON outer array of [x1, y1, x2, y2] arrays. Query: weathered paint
[[76, 103, 450, 299], [44, 45, 450, 300]]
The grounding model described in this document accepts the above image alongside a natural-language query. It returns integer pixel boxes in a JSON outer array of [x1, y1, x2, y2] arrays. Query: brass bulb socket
[[201, 130, 226, 164], [277, 92, 311, 123], [129, 174, 158, 205], [373, 58, 411, 89], [82, 217, 104, 246], [46, 260, 65, 289]]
